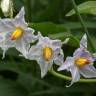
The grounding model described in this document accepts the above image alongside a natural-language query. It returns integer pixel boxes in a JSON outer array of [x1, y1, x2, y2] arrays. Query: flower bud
[[0, 0, 13, 17]]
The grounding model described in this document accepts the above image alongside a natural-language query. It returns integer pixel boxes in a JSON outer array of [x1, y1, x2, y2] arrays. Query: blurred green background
[[0, 0, 96, 96]]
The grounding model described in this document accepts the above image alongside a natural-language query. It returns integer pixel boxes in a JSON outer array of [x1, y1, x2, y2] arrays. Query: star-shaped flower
[[0, 7, 36, 58], [58, 34, 96, 86], [27, 32, 64, 77]]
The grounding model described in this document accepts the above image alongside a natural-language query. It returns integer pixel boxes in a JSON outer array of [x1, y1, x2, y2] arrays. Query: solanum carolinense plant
[[0, 0, 96, 96]]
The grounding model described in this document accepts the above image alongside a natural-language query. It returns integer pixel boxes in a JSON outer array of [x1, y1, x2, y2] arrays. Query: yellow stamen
[[11, 27, 24, 40], [75, 58, 90, 66], [43, 46, 53, 61]]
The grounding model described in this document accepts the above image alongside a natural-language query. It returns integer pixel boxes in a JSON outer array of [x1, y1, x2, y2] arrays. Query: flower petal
[[54, 51, 64, 66], [24, 28, 37, 43], [27, 45, 41, 60], [58, 57, 74, 71], [52, 39, 62, 47], [0, 32, 15, 58], [15, 38, 30, 58], [73, 48, 83, 57], [80, 65, 96, 78], [80, 51, 94, 62], [15, 7, 25, 20], [38, 32, 51, 45], [37, 59, 53, 78], [80, 34, 87, 49], [13, 7, 27, 28], [73, 48, 94, 62], [0, 19, 14, 32], [0, 32, 6, 42], [67, 66, 80, 87]]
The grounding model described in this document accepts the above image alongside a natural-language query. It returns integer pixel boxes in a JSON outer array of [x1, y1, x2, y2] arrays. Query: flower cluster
[[0, 7, 96, 87]]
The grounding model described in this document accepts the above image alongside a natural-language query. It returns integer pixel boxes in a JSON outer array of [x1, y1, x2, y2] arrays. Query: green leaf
[[29, 22, 79, 47], [64, 21, 96, 29], [29, 22, 70, 39], [66, 1, 96, 16], [0, 78, 27, 96]]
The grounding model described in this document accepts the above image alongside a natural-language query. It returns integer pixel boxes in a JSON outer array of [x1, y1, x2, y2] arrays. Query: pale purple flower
[[27, 32, 64, 77], [0, 7, 36, 58], [58, 34, 96, 86]]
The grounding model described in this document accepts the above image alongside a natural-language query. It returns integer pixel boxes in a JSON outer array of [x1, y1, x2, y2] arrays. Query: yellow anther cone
[[43, 46, 53, 61], [11, 27, 23, 40], [75, 58, 90, 66]]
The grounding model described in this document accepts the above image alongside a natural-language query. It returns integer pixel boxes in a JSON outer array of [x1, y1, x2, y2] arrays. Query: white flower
[[0, 7, 36, 58], [27, 32, 64, 77], [0, 0, 13, 17], [58, 34, 96, 87]]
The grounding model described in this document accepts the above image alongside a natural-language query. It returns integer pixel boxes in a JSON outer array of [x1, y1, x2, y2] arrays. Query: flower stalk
[[49, 68, 96, 83], [70, 0, 95, 52]]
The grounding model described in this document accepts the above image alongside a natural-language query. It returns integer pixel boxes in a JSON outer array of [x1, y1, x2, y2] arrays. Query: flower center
[[75, 58, 90, 66], [11, 27, 24, 40], [43, 46, 53, 61]]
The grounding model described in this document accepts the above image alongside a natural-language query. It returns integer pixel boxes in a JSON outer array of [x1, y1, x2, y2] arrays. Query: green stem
[[70, 0, 95, 52], [49, 69, 96, 83]]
